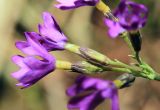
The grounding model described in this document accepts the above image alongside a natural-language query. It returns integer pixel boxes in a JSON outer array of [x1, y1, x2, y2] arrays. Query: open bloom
[[38, 12, 68, 51], [105, 0, 148, 38], [12, 32, 56, 88], [55, 0, 99, 10], [17, 12, 67, 51], [67, 76, 119, 110]]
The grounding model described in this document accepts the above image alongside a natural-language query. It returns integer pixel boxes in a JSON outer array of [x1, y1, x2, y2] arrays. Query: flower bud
[[79, 47, 110, 66], [129, 31, 142, 52], [71, 61, 103, 74], [116, 73, 135, 89]]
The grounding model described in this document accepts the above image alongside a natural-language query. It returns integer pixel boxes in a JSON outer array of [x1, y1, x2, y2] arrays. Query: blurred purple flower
[[105, 19, 125, 38], [12, 32, 56, 88], [67, 76, 119, 110], [105, 0, 148, 38], [38, 12, 68, 51], [55, 0, 99, 10]]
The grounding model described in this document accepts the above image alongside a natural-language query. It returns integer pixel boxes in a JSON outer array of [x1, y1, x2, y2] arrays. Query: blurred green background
[[0, 0, 160, 110]]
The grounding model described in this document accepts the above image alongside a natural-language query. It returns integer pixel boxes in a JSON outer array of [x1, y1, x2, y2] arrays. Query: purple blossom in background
[[67, 76, 119, 110], [12, 32, 56, 88], [55, 0, 99, 10], [115, 0, 148, 30], [105, 0, 148, 38], [105, 19, 125, 38], [38, 12, 68, 51]]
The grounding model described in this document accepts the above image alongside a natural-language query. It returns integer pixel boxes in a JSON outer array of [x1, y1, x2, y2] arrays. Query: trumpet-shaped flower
[[12, 32, 56, 88], [38, 12, 68, 51], [67, 76, 119, 110]]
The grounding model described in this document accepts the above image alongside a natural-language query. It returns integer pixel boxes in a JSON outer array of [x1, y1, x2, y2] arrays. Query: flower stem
[[104, 67, 132, 73], [135, 52, 142, 64], [64, 43, 81, 54], [96, 0, 110, 14], [107, 60, 140, 73], [64, 42, 160, 81], [154, 73, 160, 80], [95, 0, 118, 21], [65, 43, 138, 72], [120, 32, 135, 55], [56, 60, 72, 70]]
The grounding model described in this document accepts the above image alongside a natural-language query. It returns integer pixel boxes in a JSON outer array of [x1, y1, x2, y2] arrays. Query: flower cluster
[[11, 0, 151, 110], [12, 32, 56, 88], [12, 12, 68, 88]]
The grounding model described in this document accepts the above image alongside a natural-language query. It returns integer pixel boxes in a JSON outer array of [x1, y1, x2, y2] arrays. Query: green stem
[[56, 60, 72, 70], [107, 60, 140, 73], [64, 43, 80, 54], [121, 32, 135, 55], [154, 73, 160, 80], [64, 42, 160, 81], [105, 67, 132, 73], [135, 52, 142, 64], [120, 32, 143, 65], [65, 42, 140, 73]]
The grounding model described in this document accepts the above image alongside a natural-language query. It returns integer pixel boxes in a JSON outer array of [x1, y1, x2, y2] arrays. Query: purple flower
[[105, 19, 125, 38], [55, 0, 99, 10], [38, 12, 68, 51], [67, 76, 119, 110], [105, 0, 148, 38], [12, 32, 56, 88]]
